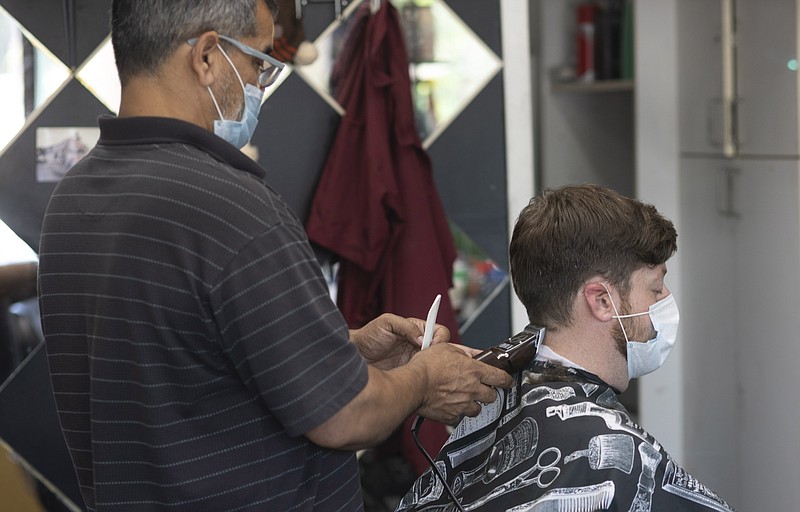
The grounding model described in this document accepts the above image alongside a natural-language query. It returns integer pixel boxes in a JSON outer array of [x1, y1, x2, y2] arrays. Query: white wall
[[636, 0, 741, 505], [633, 0, 685, 463], [638, 1, 800, 510], [501, 0, 536, 333]]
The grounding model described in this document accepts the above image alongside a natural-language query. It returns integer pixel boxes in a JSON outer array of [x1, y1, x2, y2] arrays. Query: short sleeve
[[209, 221, 368, 436]]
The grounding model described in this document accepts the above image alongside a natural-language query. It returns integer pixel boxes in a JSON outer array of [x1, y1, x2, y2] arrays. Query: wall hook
[[295, 0, 349, 20]]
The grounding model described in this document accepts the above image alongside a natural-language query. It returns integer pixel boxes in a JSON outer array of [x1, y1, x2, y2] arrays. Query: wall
[[638, 1, 800, 510], [500, 0, 535, 333], [634, 0, 685, 464]]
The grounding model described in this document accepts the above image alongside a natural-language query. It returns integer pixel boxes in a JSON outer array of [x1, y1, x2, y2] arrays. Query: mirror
[[0, 5, 71, 155], [449, 222, 509, 333], [0, 218, 39, 382], [75, 37, 119, 114], [295, 0, 503, 147]]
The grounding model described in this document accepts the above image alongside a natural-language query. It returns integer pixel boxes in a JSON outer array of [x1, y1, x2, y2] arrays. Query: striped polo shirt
[[38, 116, 368, 511]]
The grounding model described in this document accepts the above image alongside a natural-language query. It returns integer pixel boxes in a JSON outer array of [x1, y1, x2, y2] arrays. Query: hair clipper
[[474, 324, 545, 374], [411, 324, 546, 512]]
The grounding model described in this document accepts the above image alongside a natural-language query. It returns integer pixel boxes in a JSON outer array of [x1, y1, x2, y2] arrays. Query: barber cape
[[395, 362, 735, 512]]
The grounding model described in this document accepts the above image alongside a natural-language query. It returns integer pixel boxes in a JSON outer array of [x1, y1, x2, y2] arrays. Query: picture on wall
[[35, 127, 100, 183]]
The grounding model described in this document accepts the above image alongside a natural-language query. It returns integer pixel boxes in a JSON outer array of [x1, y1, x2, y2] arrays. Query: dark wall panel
[[428, 75, 508, 270], [427, 73, 510, 342], [74, 0, 112, 65], [0, 78, 112, 252], [2, 0, 110, 69], [461, 282, 512, 349], [3, 0, 69, 64], [448, 0, 502, 55], [254, 73, 341, 223]]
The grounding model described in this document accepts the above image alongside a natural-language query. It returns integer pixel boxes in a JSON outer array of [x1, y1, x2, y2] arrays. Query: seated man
[[396, 184, 734, 511]]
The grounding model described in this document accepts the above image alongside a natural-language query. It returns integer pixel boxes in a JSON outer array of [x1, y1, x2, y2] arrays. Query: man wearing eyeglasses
[[37, 1, 512, 511]]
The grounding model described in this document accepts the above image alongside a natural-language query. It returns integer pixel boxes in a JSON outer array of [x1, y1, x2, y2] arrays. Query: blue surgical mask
[[604, 284, 680, 380], [207, 45, 264, 149]]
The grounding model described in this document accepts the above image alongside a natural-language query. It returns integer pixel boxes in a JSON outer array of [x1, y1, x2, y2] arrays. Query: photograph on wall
[[35, 127, 100, 183]]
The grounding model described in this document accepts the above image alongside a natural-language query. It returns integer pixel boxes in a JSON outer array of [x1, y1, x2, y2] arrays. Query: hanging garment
[[305, 1, 459, 475]]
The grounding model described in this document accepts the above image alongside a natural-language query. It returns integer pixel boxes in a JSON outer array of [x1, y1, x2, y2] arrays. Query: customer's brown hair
[[509, 183, 677, 329]]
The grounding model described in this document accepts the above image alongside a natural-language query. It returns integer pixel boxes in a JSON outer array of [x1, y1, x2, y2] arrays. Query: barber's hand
[[351, 313, 450, 371], [409, 343, 513, 424]]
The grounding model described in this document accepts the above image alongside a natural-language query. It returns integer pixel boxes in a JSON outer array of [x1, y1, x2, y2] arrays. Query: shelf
[[551, 79, 634, 94]]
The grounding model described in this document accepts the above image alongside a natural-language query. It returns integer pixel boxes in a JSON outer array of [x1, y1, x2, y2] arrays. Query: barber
[[36, 1, 512, 510]]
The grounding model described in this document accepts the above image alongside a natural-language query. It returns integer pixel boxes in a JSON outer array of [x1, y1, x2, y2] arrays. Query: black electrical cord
[[411, 416, 467, 512]]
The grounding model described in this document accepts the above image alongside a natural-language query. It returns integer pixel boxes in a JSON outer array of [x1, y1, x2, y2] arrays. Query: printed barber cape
[[396, 362, 735, 512]]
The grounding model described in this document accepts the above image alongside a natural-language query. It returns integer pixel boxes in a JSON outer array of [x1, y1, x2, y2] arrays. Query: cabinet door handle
[[716, 167, 740, 218], [721, 0, 738, 157]]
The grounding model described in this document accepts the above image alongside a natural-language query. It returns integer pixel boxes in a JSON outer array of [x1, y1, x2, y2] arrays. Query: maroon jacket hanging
[[306, 4, 459, 339], [305, 2, 458, 475]]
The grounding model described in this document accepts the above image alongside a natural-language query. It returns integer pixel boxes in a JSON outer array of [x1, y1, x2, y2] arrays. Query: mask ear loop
[[207, 87, 226, 121], [601, 283, 631, 344], [207, 43, 247, 122], [215, 43, 247, 92]]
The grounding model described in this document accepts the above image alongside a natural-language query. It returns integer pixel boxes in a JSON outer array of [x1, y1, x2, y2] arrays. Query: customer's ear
[[583, 281, 615, 322]]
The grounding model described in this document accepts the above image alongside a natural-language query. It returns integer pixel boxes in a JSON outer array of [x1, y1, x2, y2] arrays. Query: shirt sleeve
[[208, 220, 368, 437]]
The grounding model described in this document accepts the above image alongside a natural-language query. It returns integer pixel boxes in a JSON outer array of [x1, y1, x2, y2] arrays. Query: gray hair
[[111, 0, 279, 85]]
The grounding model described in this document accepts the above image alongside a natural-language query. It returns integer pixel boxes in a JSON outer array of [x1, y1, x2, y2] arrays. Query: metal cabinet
[[679, 0, 800, 157], [677, 1, 800, 509]]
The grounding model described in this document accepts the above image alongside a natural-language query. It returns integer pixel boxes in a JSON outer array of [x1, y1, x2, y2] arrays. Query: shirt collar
[[96, 115, 266, 180]]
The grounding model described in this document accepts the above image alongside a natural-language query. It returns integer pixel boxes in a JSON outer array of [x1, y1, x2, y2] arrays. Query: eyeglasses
[[187, 34, 285, 88]]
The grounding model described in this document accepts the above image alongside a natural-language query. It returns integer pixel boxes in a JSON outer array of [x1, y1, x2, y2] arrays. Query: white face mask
[[605, 286, 680, 380]]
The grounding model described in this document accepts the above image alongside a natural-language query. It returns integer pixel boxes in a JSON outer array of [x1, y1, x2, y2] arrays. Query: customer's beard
[[611, 305, 657, 359], [611, 297, 632, 359], [611, 321, 628, 359]]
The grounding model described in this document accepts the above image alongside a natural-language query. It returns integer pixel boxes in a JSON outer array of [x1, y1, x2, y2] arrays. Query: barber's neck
[[542, 325, 630, 392], [117, 71, 211, 131]]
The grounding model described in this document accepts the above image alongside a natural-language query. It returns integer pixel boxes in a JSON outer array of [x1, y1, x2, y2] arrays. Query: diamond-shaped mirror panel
[[296, 0, 502, 147], [0, 218, 36, 266], [449, 222, 508, 333], [0, 6, 70, 155], [1, 0, 110, 68], [76, 37, 119, 114]]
